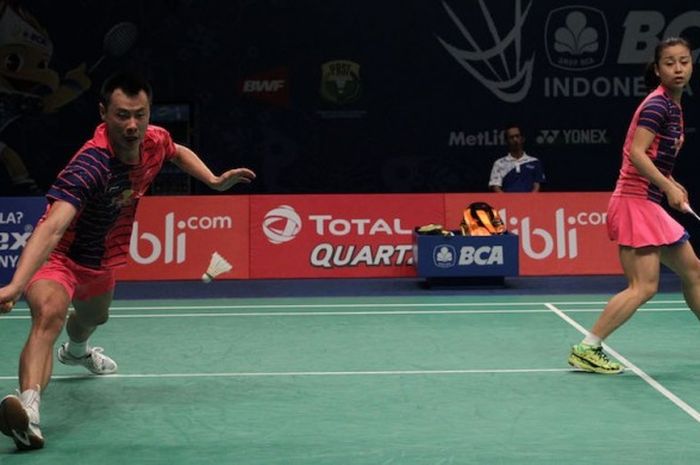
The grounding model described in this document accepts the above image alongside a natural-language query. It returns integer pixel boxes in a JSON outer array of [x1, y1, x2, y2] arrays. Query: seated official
[[489, 124, 545, 192]]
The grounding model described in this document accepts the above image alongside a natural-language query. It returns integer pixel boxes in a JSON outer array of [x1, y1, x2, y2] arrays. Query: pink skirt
[[607, 195, 687, 248]]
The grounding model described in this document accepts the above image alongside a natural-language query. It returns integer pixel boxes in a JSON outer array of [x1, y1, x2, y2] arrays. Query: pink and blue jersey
[[46, 123, 177, 269], [613, 85, 685, 203]]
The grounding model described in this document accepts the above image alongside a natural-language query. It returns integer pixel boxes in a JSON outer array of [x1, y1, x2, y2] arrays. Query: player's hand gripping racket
[[682, 202, 700, 222]]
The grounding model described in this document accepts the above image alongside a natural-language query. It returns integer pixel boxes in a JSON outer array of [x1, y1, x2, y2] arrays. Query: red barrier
[[116, 196, 250, 281], [445, 193, 620, 275], [110, 192, 620, 280], [250, 194, 445, 278]]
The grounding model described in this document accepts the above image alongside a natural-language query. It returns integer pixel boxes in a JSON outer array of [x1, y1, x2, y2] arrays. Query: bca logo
[[263, 205, 302, 244], [545, 7, 608, 71], [433, 245, 457, 268]]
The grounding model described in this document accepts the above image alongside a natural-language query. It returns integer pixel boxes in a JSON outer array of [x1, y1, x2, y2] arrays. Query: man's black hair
[[100, 71, 153, 107], [504, 123, 522, 134]]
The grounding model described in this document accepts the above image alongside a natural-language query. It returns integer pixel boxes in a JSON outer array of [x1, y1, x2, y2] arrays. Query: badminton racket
[[682, 202, 700, 222], [89, 22, 139, 73]]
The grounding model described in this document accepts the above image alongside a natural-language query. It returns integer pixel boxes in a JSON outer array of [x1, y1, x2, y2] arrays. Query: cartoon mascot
[[0, 1, 90, 194]]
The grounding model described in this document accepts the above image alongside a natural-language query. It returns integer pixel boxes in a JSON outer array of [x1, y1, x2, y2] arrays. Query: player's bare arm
[[170, 143, 256, 191]]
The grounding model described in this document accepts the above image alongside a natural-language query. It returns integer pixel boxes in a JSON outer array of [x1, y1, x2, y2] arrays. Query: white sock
[[67, 339, 89, 358], [582, 333, 602, 347], [19, 386, 40, 413]]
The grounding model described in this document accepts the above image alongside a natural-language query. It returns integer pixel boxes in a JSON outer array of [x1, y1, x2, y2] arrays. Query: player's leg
[[66, 290, 113, 343], [660, 240, 700, 319], [20, 280, 72, 390], [568, 246, 660, 374], [57, 289, 118, 375], [56, 263, 117, 375], [591, 246, 661, 339], [0, 279, 70, 450]]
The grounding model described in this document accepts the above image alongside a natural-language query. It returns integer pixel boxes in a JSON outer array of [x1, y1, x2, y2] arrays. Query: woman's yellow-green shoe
[[568, 343, 624, 374]]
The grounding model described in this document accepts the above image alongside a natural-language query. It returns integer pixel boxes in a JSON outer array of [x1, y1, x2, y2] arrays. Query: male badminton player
[[0, 71, 255, 450], [568, 37, 700, 374]]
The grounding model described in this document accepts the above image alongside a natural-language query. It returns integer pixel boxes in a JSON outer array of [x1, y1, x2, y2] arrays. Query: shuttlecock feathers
[[202, 252, 232, 283]]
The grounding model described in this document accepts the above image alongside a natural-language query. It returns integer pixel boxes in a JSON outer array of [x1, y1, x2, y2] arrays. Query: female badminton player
[[568, 37, 700, 374]]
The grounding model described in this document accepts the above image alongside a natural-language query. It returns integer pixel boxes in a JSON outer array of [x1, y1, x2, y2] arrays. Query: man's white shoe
[[57, 343, 118, 375], [0, 394, 44, 450]]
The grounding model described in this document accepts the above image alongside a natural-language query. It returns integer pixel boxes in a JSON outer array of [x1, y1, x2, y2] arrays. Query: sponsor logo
[[320, 60, 362, 105], [0, 211, 24, 224], [262, 207, 415, 268], [0, 229, 32, 268], [544, 10, 698, 98], [543, 76, 647, 98], [242, 80, 285, 93], [112, 189, 136, 208], [0, 231, 31, 251], [263, 205, 302, 244], [448, 129, 505, 147], [618, 11, 700, 64], [437, 0, 534, 103], [238, 67, 289, 106], [0, 210, 34, 269], [308, 215, 411, 236], [433, 245, 456, 268], [311, 244, 413, 268], [130, 213, 232, 265], [502, 207, 607, 260], [545, 7, 608, 71], [535, 129, 609, 145], [433, 244, 504, 267], [458, 245, 504, 265], [306, 215, 413, 267]]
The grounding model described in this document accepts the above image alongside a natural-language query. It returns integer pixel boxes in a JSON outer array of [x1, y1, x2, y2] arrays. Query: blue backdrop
[[0, 0, 698, 199]]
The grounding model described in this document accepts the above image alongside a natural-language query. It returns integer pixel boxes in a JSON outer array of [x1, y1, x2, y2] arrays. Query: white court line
[[4, 299, 688, 312], [545, 302, 700, 423], [0, 367, 574, 381], [0, 308, 690, 320]]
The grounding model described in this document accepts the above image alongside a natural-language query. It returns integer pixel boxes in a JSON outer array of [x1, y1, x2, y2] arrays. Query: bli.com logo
[[501, 208, 607, 260], [130, 212, 233, 264]]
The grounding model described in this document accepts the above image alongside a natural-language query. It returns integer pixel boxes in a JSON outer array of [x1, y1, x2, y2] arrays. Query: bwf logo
[[263, 205, 302, 244], [545, 7, 609, 71]]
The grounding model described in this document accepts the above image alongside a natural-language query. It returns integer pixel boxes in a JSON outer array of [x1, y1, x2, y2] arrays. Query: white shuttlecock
[[201, 252, 232, 283]]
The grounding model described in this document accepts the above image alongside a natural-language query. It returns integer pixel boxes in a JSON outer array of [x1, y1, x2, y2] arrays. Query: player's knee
[[29, 296, 68, 334], [635, 282, 658, 304], [30, 305, 67, 336], [93, 313, 109, 326]]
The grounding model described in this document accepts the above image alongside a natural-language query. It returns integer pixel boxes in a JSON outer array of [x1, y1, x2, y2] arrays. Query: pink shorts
[[26, 254, 116, 301], [607, 195, 687, 248]]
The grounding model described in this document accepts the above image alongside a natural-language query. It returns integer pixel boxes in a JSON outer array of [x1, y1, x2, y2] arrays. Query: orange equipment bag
[[460, 202, 506, 236]]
